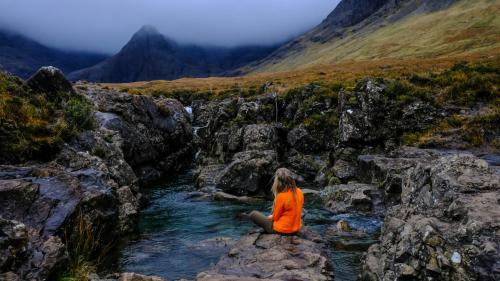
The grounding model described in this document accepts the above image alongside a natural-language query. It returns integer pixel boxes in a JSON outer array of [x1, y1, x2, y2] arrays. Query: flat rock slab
[[197, 231, 333, 281]]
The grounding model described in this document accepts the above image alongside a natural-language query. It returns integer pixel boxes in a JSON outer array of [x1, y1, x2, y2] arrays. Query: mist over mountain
[[0, 0, 338, 54], [68, 26, 277, 82], [0, 29, 107, 79]]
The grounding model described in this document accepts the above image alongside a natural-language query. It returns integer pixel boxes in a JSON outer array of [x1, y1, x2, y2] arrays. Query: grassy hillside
[[253, 0, 500, 72], [108, 54, 498, 99]]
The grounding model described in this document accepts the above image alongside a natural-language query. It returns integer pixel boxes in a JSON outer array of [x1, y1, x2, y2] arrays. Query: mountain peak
[[136, 25, 160, 35]]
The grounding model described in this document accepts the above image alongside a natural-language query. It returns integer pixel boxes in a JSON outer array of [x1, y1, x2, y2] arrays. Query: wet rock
[[194, 163, 226, 190], [361, 154, 500, 281], [321, 183, 380, 214], [212, 191, 259, 204], [197, 231, 332, 281], [190, 237, 236, 252], [118, 272, 167, 281], [336, 220, 352, 232], [215, 150, 278, 196]]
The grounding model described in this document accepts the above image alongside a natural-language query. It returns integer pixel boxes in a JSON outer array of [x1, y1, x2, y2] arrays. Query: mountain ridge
[[0, 29, 108, 79], [68, 26, 278, 83], [248, 0, 498, 73]]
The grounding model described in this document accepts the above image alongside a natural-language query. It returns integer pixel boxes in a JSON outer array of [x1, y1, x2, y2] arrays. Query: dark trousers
[[249, 210, 275, 234]]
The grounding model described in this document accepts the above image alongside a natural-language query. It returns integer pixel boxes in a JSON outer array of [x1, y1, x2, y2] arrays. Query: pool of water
[[117, 170, 382, 281]]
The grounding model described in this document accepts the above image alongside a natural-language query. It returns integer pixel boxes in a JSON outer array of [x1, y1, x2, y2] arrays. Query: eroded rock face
[[360, 154, 500, 281], [215, 150, 279, 196], [83, 85, 193, 184], [0, 163, 120, 280], [339, 79, 438, 148], [0, 71, 194, 279], [197, 231, 333, 281]]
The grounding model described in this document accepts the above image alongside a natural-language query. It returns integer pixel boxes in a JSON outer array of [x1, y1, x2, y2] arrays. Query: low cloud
[[0, 0, 339, 54]]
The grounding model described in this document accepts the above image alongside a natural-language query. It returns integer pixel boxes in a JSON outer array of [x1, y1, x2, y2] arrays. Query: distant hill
[[249, 0, 500, 72], [0, 29, 107, 79], [68, 26, 277, 83]]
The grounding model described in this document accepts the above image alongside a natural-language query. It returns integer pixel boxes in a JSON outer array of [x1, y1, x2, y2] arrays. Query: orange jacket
[[272, 188, 304, 234]]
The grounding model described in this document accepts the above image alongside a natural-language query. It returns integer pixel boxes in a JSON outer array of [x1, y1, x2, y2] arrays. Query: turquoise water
[[118, 171, 382, 281]]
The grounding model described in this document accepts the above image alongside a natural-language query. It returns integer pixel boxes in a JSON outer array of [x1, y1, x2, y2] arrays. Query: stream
[[116, 170, 383, 281]]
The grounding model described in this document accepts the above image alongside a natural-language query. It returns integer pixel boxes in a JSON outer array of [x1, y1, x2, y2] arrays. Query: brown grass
[[107, 53, 500, 97]]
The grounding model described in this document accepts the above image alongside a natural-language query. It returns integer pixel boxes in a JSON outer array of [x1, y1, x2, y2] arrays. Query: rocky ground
[[1, 66, 499, 281], [0, 67, 192, 280]]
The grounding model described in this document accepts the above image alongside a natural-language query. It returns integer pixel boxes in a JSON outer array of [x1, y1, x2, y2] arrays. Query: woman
[[248, 168, 304, 235]]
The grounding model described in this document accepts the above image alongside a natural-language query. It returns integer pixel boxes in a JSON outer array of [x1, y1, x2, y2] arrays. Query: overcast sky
[[0, 0, 340, 54]]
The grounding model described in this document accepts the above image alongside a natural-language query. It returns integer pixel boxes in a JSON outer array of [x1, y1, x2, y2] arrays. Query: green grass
[[0, 72, 95, 164], [254, 0, 500, 72]]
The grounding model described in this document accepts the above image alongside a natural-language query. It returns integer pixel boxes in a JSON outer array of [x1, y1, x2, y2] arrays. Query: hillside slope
[[0, 30, 107, 79], [250, 0, 500, 72], [69, 26, 277, 83]]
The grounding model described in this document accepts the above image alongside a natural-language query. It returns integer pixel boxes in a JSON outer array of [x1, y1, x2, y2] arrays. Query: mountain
[[249, 0, 500, 72], [68, 26, 277, 83], [0, 29, 107, 79]]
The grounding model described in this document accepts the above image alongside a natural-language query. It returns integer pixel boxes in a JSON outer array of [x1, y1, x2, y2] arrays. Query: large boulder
[[27, 66, 74, 101], [197, 231, 333, 281], [321, 183, 383, 214], [360, 154, 500, 281], [339, 79, 389, 146], [0, 163, 120, 280], [215, 150, 279, 196], [82, 85, 193, 184]]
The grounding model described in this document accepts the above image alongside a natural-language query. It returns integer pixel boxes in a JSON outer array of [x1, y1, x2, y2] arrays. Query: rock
[[321, 183, 380, 214], [215, 150, 279, 196], [212, 191, 259, 204], [194, 163, 226, 190], [118, 273, 167, 281], [190, 237, 237, 252], [331, 159, 356, 182], [360, 154, 500, 281], [0, 218, 28, 272], [242, 124, 282, 151], [339, 79, 389, 146], [26, 66, 74, 99], [0, 272, 21, 281], [285, 150, 323, 182], [287, 127, 321, 153], [336, 220, 352, 232], [82, 86, 193, 184], [338, 79, 437, 148], [197, 231, 332, 281]]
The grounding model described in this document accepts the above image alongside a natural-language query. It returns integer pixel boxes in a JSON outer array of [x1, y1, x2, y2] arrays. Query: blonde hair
[[271, 168, 297, 198]]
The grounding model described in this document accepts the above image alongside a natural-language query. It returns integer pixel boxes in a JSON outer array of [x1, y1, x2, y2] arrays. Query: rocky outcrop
[[196, 230, 332, 281], [338, 79, 437, 148], [360, 154, 500, 281], [321, 183, 383, 214], [215, 150, 279, 196], [0, 68, 194, 280], [81, 84, 193, 184]]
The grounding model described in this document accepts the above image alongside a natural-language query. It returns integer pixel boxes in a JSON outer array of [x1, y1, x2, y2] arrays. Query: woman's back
[[273, 188, 304, 234]]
